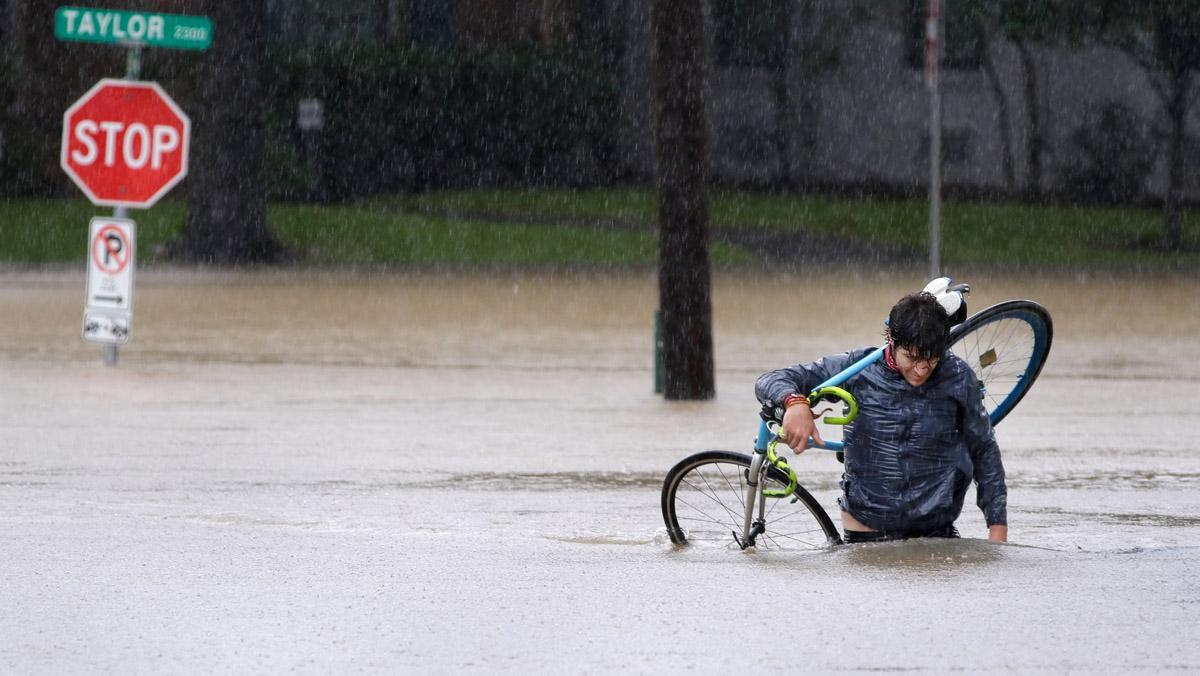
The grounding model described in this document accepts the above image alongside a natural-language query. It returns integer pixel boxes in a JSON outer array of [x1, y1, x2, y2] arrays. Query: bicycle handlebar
[[808, 385, 857, 424], [761, 385, 859, 497]]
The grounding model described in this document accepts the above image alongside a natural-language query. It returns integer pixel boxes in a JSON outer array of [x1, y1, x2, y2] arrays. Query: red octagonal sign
[[61, 78, 191, 209]]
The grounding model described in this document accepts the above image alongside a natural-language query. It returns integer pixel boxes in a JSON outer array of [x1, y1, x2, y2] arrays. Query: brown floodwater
[[2, 266, 1198, 672]]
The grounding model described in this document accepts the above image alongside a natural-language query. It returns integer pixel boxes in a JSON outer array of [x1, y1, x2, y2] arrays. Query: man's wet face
[[894, 346, 940, 386]]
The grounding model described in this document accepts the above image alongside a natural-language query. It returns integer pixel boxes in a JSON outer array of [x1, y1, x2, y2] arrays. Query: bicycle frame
[[734, 345, 884, 548]]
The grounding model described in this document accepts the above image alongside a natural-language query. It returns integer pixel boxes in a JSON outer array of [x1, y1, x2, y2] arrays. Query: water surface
[[2, 268, 1197, 672]]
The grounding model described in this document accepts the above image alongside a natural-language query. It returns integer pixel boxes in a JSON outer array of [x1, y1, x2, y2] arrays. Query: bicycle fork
[[733, 449, 769, 549]]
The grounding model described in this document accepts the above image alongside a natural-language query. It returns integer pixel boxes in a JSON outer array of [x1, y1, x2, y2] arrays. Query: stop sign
[[61, 78, 191, 208]]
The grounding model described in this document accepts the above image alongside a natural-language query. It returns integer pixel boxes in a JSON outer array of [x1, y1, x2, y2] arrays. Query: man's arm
[[958, 365, 1008, 539], [754, 348, 872, 413]]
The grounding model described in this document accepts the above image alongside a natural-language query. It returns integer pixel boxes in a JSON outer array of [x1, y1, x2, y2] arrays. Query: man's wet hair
[[887, 292, 951, 361]]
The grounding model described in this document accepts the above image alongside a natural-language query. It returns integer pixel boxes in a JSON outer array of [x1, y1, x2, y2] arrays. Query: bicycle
[[660, 281, 1053, 551]]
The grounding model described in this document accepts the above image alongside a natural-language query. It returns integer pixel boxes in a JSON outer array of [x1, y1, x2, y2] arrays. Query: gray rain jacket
[[756, 347, 1007, 533]]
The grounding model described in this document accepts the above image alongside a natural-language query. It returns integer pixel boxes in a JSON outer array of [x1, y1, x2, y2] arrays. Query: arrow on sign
[[93, 294, 125, 304]]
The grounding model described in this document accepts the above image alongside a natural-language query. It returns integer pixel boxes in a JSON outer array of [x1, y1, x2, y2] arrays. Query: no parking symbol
[[92, 224, 131, 275]]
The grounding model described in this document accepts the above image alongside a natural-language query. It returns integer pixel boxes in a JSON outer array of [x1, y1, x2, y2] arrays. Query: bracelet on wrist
[[783, 393, 810, 410]]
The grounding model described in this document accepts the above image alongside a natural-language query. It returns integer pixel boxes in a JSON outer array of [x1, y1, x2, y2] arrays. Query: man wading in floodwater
[[756, 291, 1008, 543]]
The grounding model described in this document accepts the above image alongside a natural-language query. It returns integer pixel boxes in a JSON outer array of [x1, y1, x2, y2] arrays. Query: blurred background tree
[[174, 0, 283, 263], [1089, 0, 1200, 251], [2, 0, 1197, 258]]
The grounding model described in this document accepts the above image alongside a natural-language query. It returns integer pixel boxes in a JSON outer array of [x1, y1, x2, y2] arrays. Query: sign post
[[57, 5, 204, 365], [925, 0, 942, 280]]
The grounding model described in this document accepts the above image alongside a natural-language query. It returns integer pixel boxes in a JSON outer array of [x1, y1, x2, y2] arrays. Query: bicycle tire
[[948, 300, 1053, 426], [661, 450, 840, 550]]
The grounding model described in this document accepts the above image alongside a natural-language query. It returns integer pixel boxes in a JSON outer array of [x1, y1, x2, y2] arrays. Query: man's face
[[894, 345, 940, 387]]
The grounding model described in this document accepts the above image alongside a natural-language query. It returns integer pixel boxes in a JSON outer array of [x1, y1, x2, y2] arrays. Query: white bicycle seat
[[922, 276, 969, 317]]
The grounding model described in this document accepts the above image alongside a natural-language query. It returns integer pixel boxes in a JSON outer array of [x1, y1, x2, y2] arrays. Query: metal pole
[[926, 0, 942, 280], [125, 43, 142, 81], [654, 310, 664, 394], [103, 45, 143, 367]]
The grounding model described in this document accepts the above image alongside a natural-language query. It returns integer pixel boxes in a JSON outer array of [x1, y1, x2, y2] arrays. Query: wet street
[[2, 267, 1199, 672]]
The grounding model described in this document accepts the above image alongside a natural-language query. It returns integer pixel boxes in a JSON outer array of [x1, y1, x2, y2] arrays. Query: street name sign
[[55, 6, 212, 51], [61, 79, 191, 209], [83, 217, 135, 345]]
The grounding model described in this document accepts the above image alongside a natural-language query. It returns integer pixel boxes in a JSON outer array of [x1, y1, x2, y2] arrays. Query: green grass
[[713, 192, 1200, 267], [2, 190, 1197, 268], [386, 188, 657, 224], [0, 198, 187, 264], [394, 188, 1200, 269], [0, 196, 749, 267], [269, 203, 756, 266]]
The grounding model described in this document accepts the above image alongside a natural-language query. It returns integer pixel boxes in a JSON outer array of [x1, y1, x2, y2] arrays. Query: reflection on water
[[1026, 506, 1200, 528], [834, 537, 1006, 569], [405, 471, 666, 491], [1013, 470, 1200, 489]]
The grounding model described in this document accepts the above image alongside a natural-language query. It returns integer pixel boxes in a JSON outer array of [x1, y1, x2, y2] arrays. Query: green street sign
[[55, 6, 212, 51]]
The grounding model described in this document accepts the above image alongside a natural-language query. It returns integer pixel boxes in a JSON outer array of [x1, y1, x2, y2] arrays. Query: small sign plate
[[82, 311, 130, 345]]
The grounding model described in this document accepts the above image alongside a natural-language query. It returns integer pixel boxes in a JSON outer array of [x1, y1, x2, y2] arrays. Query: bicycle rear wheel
[[948, 300, 1052, 426], [661, 450, 840, 550]]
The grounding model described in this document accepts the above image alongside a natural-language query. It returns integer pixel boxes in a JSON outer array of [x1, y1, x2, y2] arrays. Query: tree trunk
[[1014, 39, 1043, 199], [652, 0, 714, 400], [174, 0, 282, 264], [980, 35, 1016, 193], [1162, 68, 1188, 251]]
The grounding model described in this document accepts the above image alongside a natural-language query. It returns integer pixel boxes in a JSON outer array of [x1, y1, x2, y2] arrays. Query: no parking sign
[[83, 217, 135, 344]]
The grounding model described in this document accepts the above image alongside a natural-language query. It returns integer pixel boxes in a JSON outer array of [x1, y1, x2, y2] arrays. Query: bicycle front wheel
[[661, 450, 840, 550], [948, 300, 1053, 426]]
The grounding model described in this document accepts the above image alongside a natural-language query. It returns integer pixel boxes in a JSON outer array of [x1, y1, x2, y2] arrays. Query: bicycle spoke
[[713, 462, 746, 512], [683, 464, 747, 522], [949, 301, 1050, 426], [674, 498, 734, 529], [763, 504, 826, 530], [679, 477, 743, 525], [761, 530, 825, 549]]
